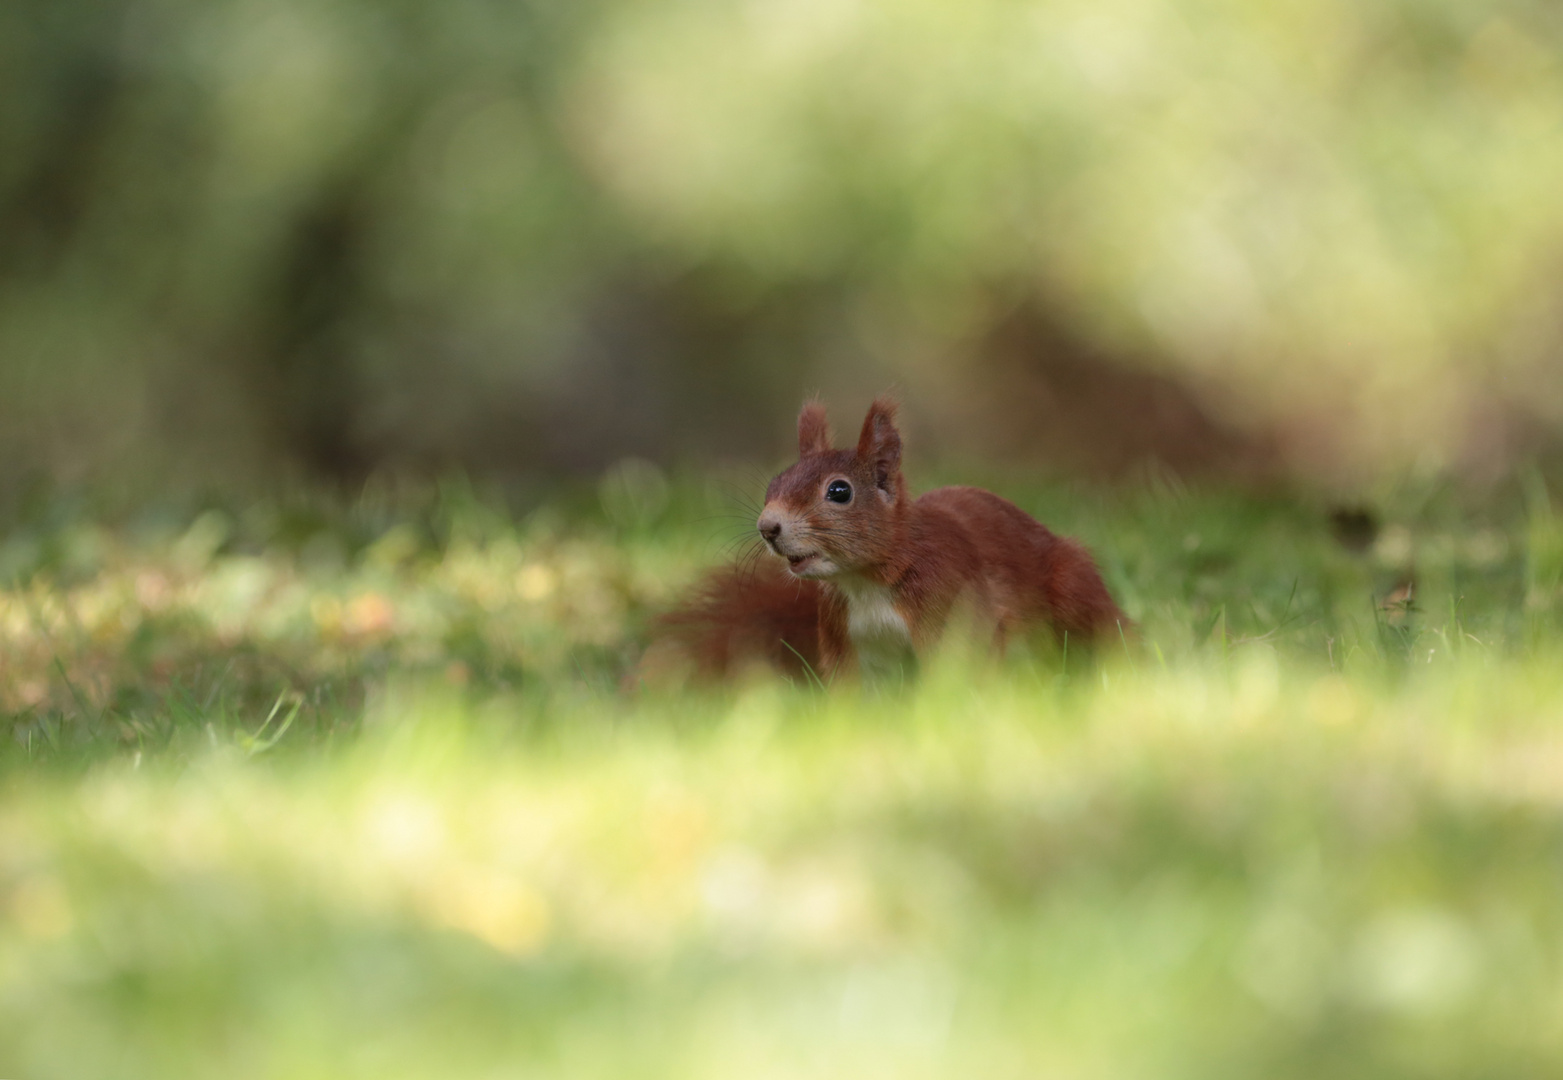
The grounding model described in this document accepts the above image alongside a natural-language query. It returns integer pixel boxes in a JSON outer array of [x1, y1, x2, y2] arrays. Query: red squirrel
[[654, 396, 1127, 681]]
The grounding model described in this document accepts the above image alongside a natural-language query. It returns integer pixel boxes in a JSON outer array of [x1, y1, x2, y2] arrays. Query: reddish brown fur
[[655, 396, 1127, 682], [797, 400, 833, 456], [652, 561, 823, 680]]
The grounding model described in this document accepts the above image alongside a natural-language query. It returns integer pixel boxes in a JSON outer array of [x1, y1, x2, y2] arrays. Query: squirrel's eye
[[825, 479, 853, 504]]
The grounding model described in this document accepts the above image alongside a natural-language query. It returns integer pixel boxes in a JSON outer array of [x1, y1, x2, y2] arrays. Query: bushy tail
[[644, 561, 823, 682]]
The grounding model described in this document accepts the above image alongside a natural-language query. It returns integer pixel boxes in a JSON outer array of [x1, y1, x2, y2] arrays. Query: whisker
[[718, 535, 761, 560], [719, 522, 757, 541], [716, 474, 766, 508]]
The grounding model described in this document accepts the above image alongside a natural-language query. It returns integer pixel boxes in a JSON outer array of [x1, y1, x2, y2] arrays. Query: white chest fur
[[836, 580, 914, 674]]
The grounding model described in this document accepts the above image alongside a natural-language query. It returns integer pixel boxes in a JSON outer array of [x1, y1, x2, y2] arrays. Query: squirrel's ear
[[798, 401, 832, 456], [856, 396, 902, 492]]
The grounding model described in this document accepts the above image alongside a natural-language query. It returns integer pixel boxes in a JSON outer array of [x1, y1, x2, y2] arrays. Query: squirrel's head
[[757, 396, 908, 580]]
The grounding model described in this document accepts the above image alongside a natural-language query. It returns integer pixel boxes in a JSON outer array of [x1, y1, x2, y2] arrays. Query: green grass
[[3, 471, 1563, 1079]]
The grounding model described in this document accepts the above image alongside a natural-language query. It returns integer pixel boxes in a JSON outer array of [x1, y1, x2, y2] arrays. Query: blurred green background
[[5, 0, 1563, 490], [10, 4, 1563, 1078]]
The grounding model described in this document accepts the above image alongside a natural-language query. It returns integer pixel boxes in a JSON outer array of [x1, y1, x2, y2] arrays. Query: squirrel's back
[[912, 485, 1126, 644]]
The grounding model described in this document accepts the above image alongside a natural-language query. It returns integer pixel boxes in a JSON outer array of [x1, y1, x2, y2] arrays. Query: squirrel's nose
[[758, 513, 782, 544]]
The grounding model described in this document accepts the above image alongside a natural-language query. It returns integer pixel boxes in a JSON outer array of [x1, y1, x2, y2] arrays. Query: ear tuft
[[798, 401, 832, 456], [856, 396, 902, 492]]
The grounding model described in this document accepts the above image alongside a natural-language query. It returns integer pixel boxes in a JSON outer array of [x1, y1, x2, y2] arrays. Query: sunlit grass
[[2, 473, 1563, 1078]]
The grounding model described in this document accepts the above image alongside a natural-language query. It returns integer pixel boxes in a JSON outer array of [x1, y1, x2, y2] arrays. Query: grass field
[[3, 469, 1563, 1079]]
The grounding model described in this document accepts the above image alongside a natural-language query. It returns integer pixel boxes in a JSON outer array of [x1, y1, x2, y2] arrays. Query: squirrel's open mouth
[[785, 552, 822, 574]]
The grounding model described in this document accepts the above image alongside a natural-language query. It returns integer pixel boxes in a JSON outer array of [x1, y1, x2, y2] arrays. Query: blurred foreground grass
[[4, 471, 1563, 1078]]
